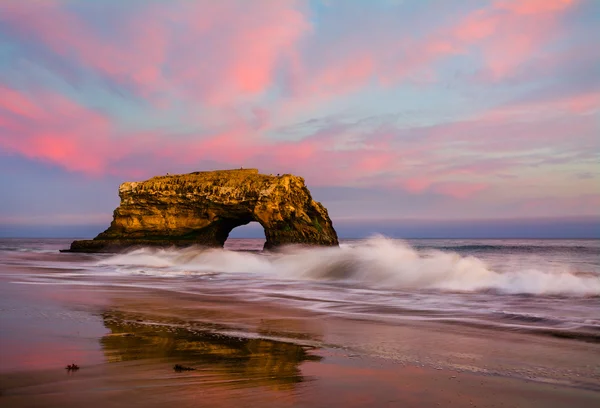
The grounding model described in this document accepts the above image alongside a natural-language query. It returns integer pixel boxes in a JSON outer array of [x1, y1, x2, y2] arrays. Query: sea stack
[[66, 169, 338, 252]]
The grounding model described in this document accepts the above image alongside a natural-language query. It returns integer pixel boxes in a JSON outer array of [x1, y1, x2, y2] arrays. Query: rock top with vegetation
[[67, 169, 338, 252]]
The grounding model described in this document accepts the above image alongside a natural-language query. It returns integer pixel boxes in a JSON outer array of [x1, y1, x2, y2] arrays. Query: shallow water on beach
[[2, 237, 599, 342]]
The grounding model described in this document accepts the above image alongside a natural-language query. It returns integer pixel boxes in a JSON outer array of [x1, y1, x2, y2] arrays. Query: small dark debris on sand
[[65, 363, 80, 371], [173, 364, 195, 372]]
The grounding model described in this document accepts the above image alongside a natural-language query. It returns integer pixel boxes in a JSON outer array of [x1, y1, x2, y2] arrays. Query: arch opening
[[223, 221, 266, 251]]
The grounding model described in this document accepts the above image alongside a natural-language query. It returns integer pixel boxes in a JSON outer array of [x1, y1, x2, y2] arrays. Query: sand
[[1, 273, 599, 407]]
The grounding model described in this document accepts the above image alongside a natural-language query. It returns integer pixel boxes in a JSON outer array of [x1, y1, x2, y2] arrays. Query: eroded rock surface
[[67, 169, 338, 252]]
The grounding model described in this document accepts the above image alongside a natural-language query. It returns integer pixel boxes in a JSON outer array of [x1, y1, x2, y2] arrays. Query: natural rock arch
[[67, 169, 338, 252]]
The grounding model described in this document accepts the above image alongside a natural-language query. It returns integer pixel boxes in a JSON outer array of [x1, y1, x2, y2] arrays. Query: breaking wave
[[97, 236, 600, 296], [416, 244, 598, 254]]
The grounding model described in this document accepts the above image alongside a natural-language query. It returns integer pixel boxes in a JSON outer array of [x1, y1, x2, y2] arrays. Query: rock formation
[[67, 169, 338, 252]]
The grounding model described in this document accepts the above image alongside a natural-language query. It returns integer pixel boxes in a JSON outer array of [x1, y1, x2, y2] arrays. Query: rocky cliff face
[[67, 169, 338, 252]]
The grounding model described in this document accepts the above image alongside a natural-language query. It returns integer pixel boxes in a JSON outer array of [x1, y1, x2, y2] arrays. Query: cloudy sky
[[0, 0, 598, 238]]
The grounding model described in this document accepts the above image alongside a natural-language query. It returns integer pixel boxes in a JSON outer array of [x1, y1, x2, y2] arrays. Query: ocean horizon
[[2, 215, 600, 239]]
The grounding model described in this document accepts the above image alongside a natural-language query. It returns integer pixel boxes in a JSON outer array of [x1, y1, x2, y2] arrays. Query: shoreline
[[1, 276, 600, 407]]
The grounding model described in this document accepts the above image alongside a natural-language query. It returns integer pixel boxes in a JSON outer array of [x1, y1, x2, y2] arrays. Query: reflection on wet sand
[[101, 310, 321, 391], [3, 293, 600, 408]]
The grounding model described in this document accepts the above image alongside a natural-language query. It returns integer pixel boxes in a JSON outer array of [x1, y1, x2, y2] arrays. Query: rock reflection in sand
[[100, 311, 321, 390]]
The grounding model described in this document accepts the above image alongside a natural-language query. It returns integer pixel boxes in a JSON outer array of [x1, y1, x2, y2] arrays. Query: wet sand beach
[[2, 272, 599, 407]]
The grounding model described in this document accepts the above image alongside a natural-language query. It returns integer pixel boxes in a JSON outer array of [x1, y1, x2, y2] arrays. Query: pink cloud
[[432, 182, 489, 199], [0, 0, 594, 208], [561, 92, 600, 114], [1, 1, 310, 106], [2, 74, 595, 206], [1, 0, 579, 117], [0, 87, 118, 174], [5, 1, 546, 112], [2, 2, 168, 96], [495, 0, 575, 15], [354, 153, 396, 174], [0, 88, 43, 119], [482, 92, 600, 121], [0, 87, 316, 179], [449, 0, 576, 79], [289, 0, 578, 99], [410, 88, 600, 156], [403, 178, 434, 194]]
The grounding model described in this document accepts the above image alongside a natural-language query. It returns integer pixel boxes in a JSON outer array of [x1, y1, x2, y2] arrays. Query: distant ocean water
[[1, 237, 599, 341]]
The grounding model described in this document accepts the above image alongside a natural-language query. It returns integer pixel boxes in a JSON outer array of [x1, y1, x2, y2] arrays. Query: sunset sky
[[1, 0, 599, 238]]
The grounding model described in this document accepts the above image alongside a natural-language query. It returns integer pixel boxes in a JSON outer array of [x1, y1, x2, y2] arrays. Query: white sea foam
[[96, 236, 600, 296]]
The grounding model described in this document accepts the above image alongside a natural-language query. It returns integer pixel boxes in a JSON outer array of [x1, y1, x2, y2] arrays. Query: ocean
[[2, 237, 598, 341]]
